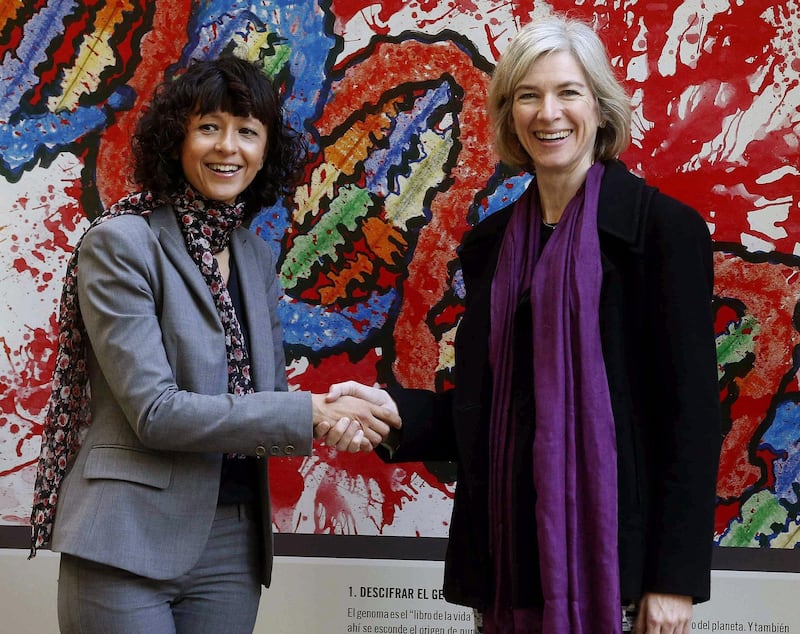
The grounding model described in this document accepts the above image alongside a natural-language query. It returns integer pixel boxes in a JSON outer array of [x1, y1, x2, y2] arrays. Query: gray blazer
[[50, 206, 311, 586]]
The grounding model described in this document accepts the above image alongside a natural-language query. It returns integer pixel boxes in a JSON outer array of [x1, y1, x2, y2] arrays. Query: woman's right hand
[[311, 389, 401, 452]]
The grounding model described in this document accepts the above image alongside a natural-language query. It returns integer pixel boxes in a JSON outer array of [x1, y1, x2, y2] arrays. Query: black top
[[217, 255, 259, 505], [507, 222, 552, 606]]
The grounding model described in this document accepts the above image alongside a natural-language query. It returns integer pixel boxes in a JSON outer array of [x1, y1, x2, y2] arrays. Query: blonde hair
[[488, 13, 631, 172]]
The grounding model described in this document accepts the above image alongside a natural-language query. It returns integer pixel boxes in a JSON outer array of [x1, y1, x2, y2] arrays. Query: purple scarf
[[487, 162, 620, 633], [30, 184, 252, 556]]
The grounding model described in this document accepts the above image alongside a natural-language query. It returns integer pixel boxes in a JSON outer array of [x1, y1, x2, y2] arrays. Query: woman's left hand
[[312, 389, 401, 452], [634, 593, 692, 634], [316, 417, 370, 453]]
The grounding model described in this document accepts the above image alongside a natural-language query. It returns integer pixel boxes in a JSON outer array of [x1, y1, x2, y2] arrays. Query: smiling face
[[180, 111, 267, 205], [511, 50, 601, 180]]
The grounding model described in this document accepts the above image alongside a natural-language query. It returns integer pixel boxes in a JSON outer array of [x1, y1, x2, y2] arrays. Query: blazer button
[[255, 445, 267, 457], [269, 445, 280, 456], [283, 444, 295, 455]]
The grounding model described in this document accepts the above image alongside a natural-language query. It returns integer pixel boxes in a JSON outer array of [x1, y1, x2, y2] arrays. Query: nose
[[215, 129, 236, 154], [539, 94, 560, 120]]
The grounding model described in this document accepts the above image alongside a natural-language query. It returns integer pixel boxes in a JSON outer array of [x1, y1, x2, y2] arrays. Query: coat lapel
[[596, 160, 654, 253]]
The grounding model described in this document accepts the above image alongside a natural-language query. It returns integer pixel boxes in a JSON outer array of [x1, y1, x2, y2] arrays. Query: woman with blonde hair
[[331, 12, 721, 634]]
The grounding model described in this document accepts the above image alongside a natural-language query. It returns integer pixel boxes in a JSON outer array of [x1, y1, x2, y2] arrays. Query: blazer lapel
[[148, 206, 219, 321], [149, 209, 274, 392], [230, 229, 273, 392]]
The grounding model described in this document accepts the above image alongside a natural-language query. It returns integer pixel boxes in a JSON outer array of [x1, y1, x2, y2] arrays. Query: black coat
[[385, 160, 721, 609]]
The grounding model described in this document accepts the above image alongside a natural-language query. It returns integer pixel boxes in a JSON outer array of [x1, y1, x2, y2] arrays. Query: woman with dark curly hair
[[130, 55, 304, 217], [30, 55, 400, 633]]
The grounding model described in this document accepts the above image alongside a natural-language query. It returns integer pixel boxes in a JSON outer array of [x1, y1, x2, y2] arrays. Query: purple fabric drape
[[487, 162, 620, 633]]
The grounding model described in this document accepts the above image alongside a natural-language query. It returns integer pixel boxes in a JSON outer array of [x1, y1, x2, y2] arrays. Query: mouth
[[534, 130, 572, 141], [206, 163, 242, 174]]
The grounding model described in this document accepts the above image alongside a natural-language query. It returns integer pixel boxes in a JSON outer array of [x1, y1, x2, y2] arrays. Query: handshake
[[311, 381, 401, 454]]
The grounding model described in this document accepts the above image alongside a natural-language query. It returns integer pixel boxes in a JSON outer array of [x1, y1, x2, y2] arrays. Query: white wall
[[3, 549, 800, 633], [0, 550, 472, 634]]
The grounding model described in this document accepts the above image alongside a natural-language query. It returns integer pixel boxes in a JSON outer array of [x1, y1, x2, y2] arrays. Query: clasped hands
[[312, 381, 400, 453]]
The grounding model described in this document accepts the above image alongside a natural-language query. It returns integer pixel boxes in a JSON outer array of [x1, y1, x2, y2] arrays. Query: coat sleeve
[[377, 386, 458, 463], [642, 195, 722, 602], [77, 216, 312, 456]]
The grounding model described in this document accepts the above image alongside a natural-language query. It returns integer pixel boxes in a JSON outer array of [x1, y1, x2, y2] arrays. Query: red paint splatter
[[714, 251, 800, 505], [5, 0, 799, 543], [318, 38, 492, 391], [95, 2, 192, 208]]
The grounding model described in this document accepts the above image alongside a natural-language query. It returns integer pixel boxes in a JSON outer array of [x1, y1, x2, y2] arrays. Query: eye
[[516, 91, 539, 102], [240, 127, 259, 137], [198, 122, 218, 132]]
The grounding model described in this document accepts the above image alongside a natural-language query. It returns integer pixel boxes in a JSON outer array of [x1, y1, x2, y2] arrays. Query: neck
[[535, 164, 593, 224], [215, 248, 231, 284]]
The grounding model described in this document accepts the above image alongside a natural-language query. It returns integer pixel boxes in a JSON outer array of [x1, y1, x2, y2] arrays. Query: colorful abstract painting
[[1, 0, 799, 550]]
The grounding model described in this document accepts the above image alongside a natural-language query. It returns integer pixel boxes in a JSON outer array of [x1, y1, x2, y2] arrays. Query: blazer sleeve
[[642, 195, 722, 601], [76, 215, 312, 456]]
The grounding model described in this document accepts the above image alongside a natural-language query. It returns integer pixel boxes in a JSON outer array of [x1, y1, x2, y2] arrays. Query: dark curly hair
[[131, 55, 306, 219]]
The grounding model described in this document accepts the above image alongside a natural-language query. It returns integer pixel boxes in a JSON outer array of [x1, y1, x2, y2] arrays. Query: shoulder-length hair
[[488, 13, 631, 172], [131, 55, 306, 219]]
